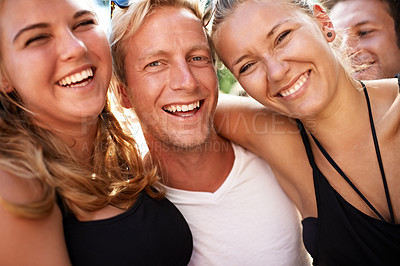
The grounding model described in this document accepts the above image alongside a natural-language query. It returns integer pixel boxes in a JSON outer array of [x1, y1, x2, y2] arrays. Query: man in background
[[326, 0, 400, 79]]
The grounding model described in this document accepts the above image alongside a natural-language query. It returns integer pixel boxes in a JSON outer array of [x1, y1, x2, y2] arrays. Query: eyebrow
[[188, 43, 212, 54], [13, 23, 49, 43], [137, 50, 167, 64], [137, 43, 211, 63], [353, 20, 375, 28], [231, 19, 290, 68], [13, 10, 93, 43], [267, 19, 290, 39], [74, 10, 93, 19]]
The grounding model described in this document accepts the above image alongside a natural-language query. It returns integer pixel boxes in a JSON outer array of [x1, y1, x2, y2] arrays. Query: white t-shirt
[[164, 143, 311, 266]]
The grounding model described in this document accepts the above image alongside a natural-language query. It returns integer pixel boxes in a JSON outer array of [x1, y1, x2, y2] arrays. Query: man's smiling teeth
[[279, 72, 309, 97], [163, 101, 200, 113], [58, 68, 93, 87]]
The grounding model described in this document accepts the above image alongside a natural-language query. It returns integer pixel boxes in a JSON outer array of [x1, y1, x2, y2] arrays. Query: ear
[[116, 82, 133, 109], [1, 77, 13, 93], [313, 4, 336, 42]]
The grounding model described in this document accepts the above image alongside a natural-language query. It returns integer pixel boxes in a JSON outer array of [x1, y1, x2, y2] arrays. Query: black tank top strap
[[308, 81, 394, 223], [361, 81, 394, 223], [296, 119, 317, 168], [296, 119, 322, 210], [310, 133, 387, 222], [395, 73, 400, 90]]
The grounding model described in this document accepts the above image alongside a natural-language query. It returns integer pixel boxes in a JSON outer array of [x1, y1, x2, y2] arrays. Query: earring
[[327, 32, 333, 38]]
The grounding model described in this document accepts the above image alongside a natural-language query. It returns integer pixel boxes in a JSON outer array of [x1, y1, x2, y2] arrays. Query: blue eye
[[192, 56, 204, 61], [190, 56, 211, 64], [148, 61, 161, 67]]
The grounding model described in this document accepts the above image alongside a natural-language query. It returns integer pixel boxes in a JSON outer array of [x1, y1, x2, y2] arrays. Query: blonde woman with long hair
[[0, 0, 192, 264]]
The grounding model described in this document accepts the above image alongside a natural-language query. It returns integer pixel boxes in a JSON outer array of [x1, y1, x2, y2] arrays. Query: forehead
[[216, 0, 303, 40], [214, 1, 305, 63], [0, 0, 91, 33], [1, 0, 91, 20], [330, 0, 393, 29], [127, 7, 208, 55]]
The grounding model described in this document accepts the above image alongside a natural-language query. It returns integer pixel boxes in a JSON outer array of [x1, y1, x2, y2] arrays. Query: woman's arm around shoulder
[[215, 93, 315, 216], [215, 93, 304, 164], [0, 169, 71, 266]]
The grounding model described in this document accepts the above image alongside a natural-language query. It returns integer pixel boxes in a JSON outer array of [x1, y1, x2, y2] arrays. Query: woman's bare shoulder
[[363, 78, 400, 137], [0, 169, 71, 265], [364, 77, 399, 104], [0, 168, 43, 203]]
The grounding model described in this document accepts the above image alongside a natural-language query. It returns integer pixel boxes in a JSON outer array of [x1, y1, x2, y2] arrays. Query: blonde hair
[[0, 0, 163, 218]]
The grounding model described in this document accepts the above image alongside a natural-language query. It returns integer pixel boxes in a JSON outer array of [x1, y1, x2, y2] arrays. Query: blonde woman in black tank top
[[211, 0, 400, 264]]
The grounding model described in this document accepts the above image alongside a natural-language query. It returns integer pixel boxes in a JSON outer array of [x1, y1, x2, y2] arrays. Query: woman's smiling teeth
[[58, 68, 93, 87], [163, 101, 201, 115], [279, 71, 309, 97]]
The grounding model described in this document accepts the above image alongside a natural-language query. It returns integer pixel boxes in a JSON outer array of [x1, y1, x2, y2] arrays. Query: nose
[[58, 30, 87, 61], [169, 60, 198, 92], [265, 55, 289, 83]]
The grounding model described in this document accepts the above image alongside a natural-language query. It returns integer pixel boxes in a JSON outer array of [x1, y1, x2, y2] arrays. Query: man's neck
[[147, 134, 235, 192]]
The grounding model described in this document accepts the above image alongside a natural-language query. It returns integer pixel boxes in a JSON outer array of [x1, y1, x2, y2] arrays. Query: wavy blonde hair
[[0, 0, 163, 219]]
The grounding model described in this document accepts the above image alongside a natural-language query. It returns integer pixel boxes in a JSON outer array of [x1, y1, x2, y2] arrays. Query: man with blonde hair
[[110, 0, 311, 264]]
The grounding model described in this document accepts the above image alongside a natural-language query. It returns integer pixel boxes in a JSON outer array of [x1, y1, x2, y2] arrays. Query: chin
[[176, 135, 210, 148], [165, 129, 212, 150], [286, 104, 322, 120]]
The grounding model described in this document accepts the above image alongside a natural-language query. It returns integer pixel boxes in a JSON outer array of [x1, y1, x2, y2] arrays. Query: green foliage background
[[217, 67, 237, 94]]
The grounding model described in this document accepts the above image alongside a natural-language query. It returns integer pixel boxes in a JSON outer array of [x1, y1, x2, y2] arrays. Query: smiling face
[[214, 0, 341, 118], [0, 0, 112, 131], [122, 7, 218, 150], [330, 0, 400, 79]]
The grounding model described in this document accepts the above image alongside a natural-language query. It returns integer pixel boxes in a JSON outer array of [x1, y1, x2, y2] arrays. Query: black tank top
[[297, 79, 400, 265], [60, 192, 193, 266]]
